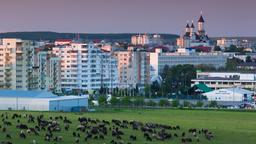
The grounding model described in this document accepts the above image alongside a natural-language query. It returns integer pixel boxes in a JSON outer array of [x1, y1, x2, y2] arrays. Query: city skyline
[[0, 0, 255, 36]]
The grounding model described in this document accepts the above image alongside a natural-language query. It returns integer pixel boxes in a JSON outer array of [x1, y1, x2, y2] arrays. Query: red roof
[[55, 39, 72, 42]]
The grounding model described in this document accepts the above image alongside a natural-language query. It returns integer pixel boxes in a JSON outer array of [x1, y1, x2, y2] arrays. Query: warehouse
[[0, 90, 88, 111], [203, 87, 254, 102]]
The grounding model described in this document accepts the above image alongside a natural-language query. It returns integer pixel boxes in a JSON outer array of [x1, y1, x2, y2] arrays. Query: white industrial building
[[192, 72, 256, 91], [150, 49, 228, 79], [203, 87, 253, 102], [0, 90, 88, 111]]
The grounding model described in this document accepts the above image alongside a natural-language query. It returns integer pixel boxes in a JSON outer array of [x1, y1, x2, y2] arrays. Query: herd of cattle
[[0, 112, 215, 144]]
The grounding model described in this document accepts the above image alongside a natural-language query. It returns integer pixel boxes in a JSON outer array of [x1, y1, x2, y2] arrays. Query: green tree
[[183, 101, 191, 107], [246, 56, 252, 62], [98, 95, 107, 106], [133, 97, 145, 106], [161, 64, 197, 95], [226, 57, 241, 71], [196, 101, 204, 107], [121, 96, 131, 106], [159, 99, 170, 107], [146, 100, 157, 107], [209, 101, 218, 108], [171, 99, 179, 107], [214, 46, 222, 51], [144, 84, 151, 98], [110, 96, 119, 106]]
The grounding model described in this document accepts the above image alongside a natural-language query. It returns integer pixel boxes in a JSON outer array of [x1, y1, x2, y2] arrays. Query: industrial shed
[[203, 87, 253, 102], [0, 90, 88, 112]]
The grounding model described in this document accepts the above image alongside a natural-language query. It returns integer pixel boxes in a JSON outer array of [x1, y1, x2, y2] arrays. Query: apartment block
[[0, 39, 34, 90], [114, 50, 150, 88], [52, 42, 118, 91]]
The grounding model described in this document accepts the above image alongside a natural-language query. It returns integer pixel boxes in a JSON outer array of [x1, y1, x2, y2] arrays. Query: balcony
[[5, 71, 12, 76], [5, 82, 12, 88], [5, 77, 12, 82]]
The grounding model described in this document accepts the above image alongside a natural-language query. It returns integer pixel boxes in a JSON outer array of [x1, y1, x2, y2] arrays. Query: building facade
[[150, 49, 228, 79], [191, 72, 256, 91], [217, 38, 238, 49], [114, 50, 150, 88], [52, 42, 118, 92], [0, 39, 35, 90]]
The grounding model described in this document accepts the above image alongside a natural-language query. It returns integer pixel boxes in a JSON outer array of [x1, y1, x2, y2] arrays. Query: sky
[[0, 0, 255, 36]]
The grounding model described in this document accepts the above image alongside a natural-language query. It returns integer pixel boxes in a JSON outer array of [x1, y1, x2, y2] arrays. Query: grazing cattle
[[6, 134, 11, 139], [20, 130, 26, 139], [0, 112, 215, 143]]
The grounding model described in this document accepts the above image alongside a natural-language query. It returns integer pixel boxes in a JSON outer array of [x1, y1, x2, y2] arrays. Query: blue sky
[[0, 0, 255, 36]]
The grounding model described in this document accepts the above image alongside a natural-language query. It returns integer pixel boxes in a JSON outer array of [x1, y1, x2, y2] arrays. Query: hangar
[[203, 87, 253, 102], [0, 90, 88, 111]]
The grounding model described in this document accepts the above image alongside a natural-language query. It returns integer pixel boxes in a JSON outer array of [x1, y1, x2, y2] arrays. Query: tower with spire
[[176, 12, 210, 50], [198, 11, 205, 35]]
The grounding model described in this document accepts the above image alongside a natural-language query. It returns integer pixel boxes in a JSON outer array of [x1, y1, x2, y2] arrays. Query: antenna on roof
[[201, 10, 203, 15]]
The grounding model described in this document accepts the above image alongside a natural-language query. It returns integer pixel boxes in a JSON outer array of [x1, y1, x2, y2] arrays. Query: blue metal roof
[[0, 90, 58, 98]]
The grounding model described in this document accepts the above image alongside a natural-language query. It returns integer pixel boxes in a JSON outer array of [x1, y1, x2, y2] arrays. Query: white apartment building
[[114, 50, 150, 88], [131, 34, 150, 46], [217, 38, 238, 49], [191, 72, 256, 91], [52, 42, 118, 92], [0, 38, 35, 90], [150, 49, 228, 79]]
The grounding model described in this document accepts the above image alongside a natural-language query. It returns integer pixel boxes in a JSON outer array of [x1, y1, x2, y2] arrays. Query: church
[[177, 13, 211, 50]]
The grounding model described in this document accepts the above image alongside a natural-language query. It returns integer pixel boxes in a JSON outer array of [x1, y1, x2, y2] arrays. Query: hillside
[[0, 32, 179, 42]]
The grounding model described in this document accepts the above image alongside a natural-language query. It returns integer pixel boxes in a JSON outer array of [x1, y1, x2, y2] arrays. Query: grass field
[[0, 109, 255, 144]]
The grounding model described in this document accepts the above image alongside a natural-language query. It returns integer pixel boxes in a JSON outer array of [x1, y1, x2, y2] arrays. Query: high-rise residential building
[[52, 42, 118, 92], [114, 49, 150, 88], [131, 34, 150, 46], [0, 38, 34, 90], [32, 50, 61, 93], [217, 38, 238, 49], [131, 34, 162, 46]]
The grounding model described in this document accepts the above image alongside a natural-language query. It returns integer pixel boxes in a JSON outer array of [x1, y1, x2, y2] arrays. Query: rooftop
[[0, 90, 87, 100]]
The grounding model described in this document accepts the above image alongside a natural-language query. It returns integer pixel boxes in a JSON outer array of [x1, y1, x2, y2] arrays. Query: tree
[[214, 46, 222, 51], [246, 56, 252, 63], [121, 96, 131, 106], [98, 95, 107, 106], [144, 84, 151, 98], [183, 101, 191, 107], [151, 80, 160, 97], [171, 99, 179, 107], [133, 97, 145, 106], [158, 99, 170, 107], [226, 57, 242, 71], [209, 101, 218, 108], [161, 64, 197, 95], [196, 101, 204, 107], [146, 100, 157, 107], [110, 96, 119, 106]]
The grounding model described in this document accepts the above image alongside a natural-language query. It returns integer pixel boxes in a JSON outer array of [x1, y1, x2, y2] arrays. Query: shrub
[[171, 99, 180, 107], [196, 101, 204, 107], [133, 97, 145, 106], [98, 95, 107, 106], [147, 100, 157, 107], [183, 101, 191, 107], [121, 96, 132, 106], [159, 99, 170, 107], [110, 96, 120, 106], [209, 101, 218, 108]]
